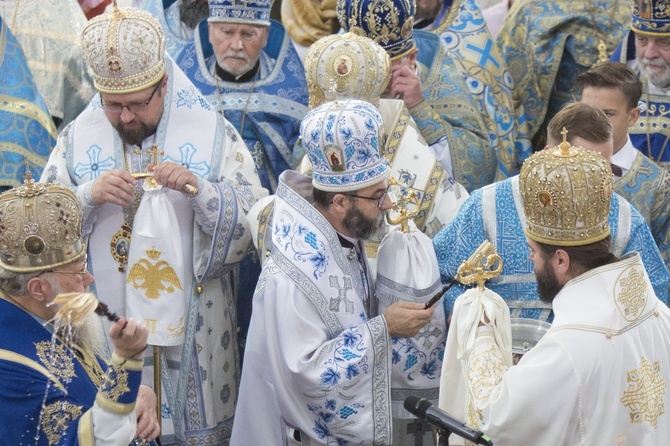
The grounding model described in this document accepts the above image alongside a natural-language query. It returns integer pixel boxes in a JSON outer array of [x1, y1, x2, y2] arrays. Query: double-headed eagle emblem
[[126, 248, 182, 299]]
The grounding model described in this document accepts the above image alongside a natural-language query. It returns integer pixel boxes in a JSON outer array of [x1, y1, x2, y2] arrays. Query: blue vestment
[[177, 19, 309, 193], [612, 31, 670, 170], [0, 296, 142, 445], [614, 150, 670, 281], [498, 0, 631, 144], [0, 17, 57, 189], [426, 0, 532, 179], [433, 176, 670, 320], [413, 30, 495, 192]]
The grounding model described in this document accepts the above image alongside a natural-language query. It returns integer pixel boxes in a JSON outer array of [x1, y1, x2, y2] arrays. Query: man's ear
[[330, 193, 350, 215], [628, 106, 641, 127], [553, 249, 572, 283], [26, 276, 51, 304]]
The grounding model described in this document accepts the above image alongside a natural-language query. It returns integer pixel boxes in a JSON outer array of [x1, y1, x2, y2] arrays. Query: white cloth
[[377, 225, 446, 420], [460, 254, 670, 445], [41, 58, 266, 444], [611, 135, 638, 178], [438, 286, 512, 445], [125, 180, 187, 346]]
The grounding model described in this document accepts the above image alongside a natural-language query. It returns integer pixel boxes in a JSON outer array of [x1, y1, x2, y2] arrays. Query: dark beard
[[343, 204, 384, 240], [113, 121, 155, 146], [536, 263, 563, 304], [180, 0, 209, 29]]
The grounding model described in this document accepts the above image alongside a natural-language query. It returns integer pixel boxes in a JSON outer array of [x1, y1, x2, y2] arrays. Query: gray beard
[[71, 313, 108, 360]]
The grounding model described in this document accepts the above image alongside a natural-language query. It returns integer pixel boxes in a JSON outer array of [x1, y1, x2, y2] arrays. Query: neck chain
[[110, 143, 158, 272], [645, 88, 670, 162], [585, 0, 620, 66], [215, 66, 260, 135]]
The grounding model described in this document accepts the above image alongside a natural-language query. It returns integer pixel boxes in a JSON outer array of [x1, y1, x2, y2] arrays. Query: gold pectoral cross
[[133, 144, 164, 188]]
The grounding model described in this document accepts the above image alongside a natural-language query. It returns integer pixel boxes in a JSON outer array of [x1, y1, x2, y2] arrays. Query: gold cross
[[146, 144, 164, 165], [561, 127, 568, 143]]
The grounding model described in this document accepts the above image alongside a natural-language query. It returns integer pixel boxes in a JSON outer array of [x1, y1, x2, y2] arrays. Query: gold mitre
[[80, 2, 166, 93], [519, 129, 613, 247], [0, 174, 85, 273], [305, 32, 391, 109]]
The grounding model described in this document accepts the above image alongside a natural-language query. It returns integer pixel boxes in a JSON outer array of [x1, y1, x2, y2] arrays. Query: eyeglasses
[[39, 256, 89, 276], [342, 185, 390, 208], [100, 83, 161, 114]]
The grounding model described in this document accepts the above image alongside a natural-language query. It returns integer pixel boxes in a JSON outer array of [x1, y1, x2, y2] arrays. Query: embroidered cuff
[[409, 101, 445, 146], [95, 352, 143, 414], [77, 409, 94, 446]]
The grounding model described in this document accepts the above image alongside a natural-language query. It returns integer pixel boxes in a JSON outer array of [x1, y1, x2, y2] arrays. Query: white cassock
[[443, 253, 670, 445], [41, 58, 267, 444]]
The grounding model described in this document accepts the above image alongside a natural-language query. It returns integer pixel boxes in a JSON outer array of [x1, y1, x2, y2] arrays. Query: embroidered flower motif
[[320, 367, 341, 386], [161, 402, 172, 419]]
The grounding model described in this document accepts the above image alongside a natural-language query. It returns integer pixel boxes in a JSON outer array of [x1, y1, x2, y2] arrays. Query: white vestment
[[232, 171, 445, 445], [446, 253, 670, 445], [41, 58, 266, 445]]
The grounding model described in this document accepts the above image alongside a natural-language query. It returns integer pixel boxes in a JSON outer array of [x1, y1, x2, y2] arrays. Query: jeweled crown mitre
[[80, 4, 166, 93], [632, 0, 670, 37], [0, 174, 85, 272], [305, 32, 391, 109], [519, 129, 613, 247]]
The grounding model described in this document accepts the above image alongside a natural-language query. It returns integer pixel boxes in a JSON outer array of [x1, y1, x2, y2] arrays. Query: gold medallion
[[111, 222, 131, 272]]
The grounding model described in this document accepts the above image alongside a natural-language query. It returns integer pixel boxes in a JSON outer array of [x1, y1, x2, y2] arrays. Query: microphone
[[404, 396, 493, 446]]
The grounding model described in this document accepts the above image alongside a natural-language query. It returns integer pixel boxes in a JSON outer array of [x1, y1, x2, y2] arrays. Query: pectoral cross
[[147, 144, 164, 166], [146, 144, 164, 188]]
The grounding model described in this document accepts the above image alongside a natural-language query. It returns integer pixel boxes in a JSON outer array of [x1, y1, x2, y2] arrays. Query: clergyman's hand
[[383, 301, 434, 338], [108, 317, 148, 360], [390, 64, 425, 109], [149, 161, 198, 194], [90, 169, 137, 206], [135, 385, 160, 442]]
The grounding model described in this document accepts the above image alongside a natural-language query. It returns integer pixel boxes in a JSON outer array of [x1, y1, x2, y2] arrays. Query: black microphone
[[404, 396, 493, 446]]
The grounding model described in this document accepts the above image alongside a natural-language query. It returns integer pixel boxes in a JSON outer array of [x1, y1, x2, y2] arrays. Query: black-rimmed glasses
[[100, 83, 161, 114], [342, 185, 390, 208]]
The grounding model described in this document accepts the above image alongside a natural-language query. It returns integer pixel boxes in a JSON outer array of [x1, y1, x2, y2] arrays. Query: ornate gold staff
[[385, 176, 421, 233], [422, 241, 504, 310], [454, 240, 503, 291]]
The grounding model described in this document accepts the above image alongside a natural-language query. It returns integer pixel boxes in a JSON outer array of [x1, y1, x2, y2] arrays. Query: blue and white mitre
[[301, 99, 390, 192], [337, 0, 416, 60], [208, 0, 271, 26], [632, 0, 670, 36]]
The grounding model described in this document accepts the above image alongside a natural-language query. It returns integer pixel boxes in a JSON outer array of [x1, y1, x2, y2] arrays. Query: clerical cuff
[[77, 409, 95, 446], [409, 101, 444, 145], [95, 353, 143, 414]]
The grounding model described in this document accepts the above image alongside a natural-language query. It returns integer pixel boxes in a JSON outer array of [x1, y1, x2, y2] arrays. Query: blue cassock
[[176, 19, 309, 194], [0, 16, 57, 190], [433, 176, 670, 321]]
